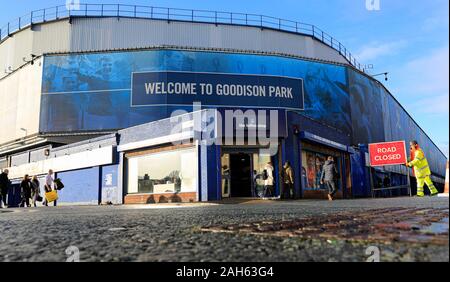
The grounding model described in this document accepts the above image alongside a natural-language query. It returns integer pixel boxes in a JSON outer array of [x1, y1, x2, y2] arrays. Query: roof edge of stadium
[[45, 44, 354, 69], [0, 3, 368, 72]]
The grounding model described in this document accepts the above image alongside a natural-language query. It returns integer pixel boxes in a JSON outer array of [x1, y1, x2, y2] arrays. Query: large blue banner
[[131, 71, 304, 110], [40, 49, 350, 134]]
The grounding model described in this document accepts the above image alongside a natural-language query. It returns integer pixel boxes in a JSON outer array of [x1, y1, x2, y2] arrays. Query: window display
[[127, 147, 197, 194], [301, 150, 340, 190]]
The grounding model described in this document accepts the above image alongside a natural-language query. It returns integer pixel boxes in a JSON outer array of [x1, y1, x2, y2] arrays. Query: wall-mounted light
[[22, 54, 37, 65], [20, 127, 28, 137], [371, 72, 389, 81], [4, 66, 13, 74]]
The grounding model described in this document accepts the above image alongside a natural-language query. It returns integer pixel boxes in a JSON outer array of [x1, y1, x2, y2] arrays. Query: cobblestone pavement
[[0, 197, 448, 262]]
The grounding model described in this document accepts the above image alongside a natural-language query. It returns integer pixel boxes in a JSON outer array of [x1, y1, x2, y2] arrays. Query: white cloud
[[390, 46, 449, 105], [401, 46, 449, 95], [421, 10, 449, 32], [409, 93, 449, 115], [355, 40, 407, 62]]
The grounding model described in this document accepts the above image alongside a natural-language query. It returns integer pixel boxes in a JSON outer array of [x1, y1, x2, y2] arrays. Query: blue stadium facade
[[0, 4, 446, 205]]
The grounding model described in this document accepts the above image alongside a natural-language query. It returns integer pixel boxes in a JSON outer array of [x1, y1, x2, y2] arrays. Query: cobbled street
[[0, 197, 448, 262]]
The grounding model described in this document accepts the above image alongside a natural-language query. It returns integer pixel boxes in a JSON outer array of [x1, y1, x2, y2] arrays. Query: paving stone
[[0, 197, 448, 262]]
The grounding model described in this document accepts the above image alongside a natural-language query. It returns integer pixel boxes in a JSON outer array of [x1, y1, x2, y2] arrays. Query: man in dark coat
[[320, 156, 338, 201], [19, 175, 32, 208], [0, 169, 10, 207]]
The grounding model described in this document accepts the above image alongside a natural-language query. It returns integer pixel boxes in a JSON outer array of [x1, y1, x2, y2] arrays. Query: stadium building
[[0, 4, 447, 205]]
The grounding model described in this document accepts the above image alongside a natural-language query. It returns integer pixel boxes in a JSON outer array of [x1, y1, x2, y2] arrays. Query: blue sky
[[0, 0, 448, 157]]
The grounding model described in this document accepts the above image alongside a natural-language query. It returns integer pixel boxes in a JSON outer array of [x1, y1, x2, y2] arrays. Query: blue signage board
[[131, 71, 304, 110]]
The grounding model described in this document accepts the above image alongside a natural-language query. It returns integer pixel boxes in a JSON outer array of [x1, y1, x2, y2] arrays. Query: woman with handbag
[[31, 176, 42, 207], [43, 169, 57, 207]]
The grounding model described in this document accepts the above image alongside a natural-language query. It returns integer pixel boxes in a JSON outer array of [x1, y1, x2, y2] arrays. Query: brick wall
[[124, 192, 197, 204]]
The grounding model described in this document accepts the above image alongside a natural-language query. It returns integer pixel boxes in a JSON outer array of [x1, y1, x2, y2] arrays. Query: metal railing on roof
[[0, 3, 366, 72]]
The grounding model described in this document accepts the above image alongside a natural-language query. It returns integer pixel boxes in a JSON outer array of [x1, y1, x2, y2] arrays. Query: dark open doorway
[[230, 153, 252, 197]]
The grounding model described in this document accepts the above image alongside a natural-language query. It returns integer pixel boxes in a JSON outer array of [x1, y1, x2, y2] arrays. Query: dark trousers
[[44, 199, 57, 206], [0, 191, 7, 206], [325, 180, 337, 196], [223, 179, 229, 195], [283, 183, 294, 199], [264, 185, 274, 197], [20, 196, 30, 207]]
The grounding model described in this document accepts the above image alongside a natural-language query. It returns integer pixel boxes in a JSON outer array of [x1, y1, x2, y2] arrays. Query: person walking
[[282, 161, 295, 199], [31, 176, 41, 207], [222, 165, 230, 196], [407, 140, 438, 197], [43, 169, 57, 206], [263, 162, 275, 198], [320, 156, 338, 201], [0, 169, 10, 208], [19, 174, 32, 207], [252, 170, 262, 197]]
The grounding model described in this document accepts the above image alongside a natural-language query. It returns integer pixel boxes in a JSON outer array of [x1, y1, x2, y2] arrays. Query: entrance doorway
[[229, 153, 252, 197], [221, 149, 274, 198]]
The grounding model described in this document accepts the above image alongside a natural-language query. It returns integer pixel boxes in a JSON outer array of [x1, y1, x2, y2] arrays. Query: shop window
[[301, 150, 341, 191], [127, 147, 197, 194]]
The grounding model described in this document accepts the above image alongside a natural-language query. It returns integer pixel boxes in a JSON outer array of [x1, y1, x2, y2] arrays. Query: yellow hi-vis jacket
[[408, 148, 431, 178]]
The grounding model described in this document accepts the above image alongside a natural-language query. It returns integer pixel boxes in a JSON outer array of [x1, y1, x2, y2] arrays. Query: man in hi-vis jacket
[[406, 140, 438, 197]]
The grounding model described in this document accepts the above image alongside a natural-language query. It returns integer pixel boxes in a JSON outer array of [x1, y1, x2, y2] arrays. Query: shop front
[[299, 131, 353, 199], [216, 109, 286, 200], [123, 143, 198, 204]]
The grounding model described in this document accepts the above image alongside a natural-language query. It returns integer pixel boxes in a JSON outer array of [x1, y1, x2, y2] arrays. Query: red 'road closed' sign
[[368, 141, 407, 166]]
